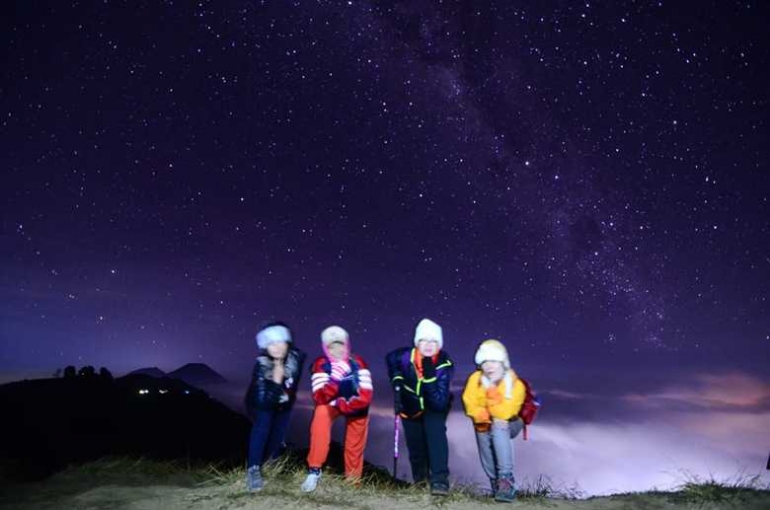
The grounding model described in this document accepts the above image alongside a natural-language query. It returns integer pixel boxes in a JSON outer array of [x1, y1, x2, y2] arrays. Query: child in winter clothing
[[301, 325, 373, 492], [386, 318, 454, 496], [462, 339, 526, 502], [244, 322, 307, 491]]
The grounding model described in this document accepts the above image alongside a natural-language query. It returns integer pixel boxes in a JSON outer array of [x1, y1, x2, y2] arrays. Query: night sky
[[2, 1, 769, 494]]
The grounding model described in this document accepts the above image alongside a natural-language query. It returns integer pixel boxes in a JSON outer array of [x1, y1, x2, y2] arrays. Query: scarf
[[480, 369, 515, 400]]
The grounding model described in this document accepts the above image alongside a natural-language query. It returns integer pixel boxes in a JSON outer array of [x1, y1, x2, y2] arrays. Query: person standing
[[462, 339, 526, 502], [244, 321, 306, 491], [301, 325, 373, 492], [386, 318, 454, 496]]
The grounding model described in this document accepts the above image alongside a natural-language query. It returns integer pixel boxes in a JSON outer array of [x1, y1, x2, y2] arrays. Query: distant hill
[[167, 363, 227, 386], [128, 367, 166, 378], [0, 374, 249, 481]]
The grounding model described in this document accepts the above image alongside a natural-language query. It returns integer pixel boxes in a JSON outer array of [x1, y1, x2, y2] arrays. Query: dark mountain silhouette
[[0, 373, 249, 481], [128, 366, 167, 378], [167, 363, 227, 386]]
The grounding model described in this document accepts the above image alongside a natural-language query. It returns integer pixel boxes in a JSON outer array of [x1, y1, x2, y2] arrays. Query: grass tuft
[[4, 455, 770, 510], [670, 470, 770, 505], [515, 474, 584, 501], [53, 456, 214, 486]]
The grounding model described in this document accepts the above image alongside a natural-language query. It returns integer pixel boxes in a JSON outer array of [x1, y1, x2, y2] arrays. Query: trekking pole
[[393, 413, 401, 479]]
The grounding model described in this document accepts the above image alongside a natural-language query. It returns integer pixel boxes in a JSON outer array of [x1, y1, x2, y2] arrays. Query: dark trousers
[[402, 410, 449, 485], [248, 407, 292, 468]]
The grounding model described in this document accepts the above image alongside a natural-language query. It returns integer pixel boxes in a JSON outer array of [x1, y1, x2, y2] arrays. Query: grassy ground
[[1, 457, 768, 510]]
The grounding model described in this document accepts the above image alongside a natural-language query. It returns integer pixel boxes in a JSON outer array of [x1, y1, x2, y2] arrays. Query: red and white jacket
[[310, 353, 373, 416]]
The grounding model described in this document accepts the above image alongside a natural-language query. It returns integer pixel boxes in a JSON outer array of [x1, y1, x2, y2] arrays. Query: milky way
[[1, 1, 768, 380]]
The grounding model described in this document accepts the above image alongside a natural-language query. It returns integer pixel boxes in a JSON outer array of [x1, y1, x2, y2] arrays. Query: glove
[[330, 360, 351, 381], [422, 356, 436, 379], [393, 387, 403, 415]]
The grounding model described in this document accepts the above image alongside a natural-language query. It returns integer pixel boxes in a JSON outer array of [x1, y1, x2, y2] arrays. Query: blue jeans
[[474, 418, 522, 483], [248, 407, 292, 468]]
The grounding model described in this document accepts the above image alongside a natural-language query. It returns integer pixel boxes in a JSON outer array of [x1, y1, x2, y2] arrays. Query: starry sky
[[1, 0, 769, 493]]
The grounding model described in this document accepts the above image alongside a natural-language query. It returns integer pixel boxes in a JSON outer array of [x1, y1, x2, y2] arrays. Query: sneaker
[[430, 482, 450, 496], [246, 465, 263, 492], [489, 478, 498, 495], [301, 469, 321, 492], [494, 476, 516, 502]]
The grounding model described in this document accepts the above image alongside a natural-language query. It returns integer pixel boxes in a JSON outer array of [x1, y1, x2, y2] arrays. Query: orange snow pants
[[306, 404, 369, 479]]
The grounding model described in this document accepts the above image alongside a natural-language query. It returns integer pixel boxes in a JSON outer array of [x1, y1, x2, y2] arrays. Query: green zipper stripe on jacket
[[409, 347, 450, 409]]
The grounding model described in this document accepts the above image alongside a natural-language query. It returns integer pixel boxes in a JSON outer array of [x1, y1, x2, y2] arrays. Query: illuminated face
[[417, 339, 440, 357], [327, 341, 348, 361], [481, 360, 505, 382], [266, 341, 289, 359]]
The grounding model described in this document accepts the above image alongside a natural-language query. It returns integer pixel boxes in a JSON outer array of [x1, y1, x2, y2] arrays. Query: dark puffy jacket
[[245, 346, 306, 418], [385, 347, 454, 419]]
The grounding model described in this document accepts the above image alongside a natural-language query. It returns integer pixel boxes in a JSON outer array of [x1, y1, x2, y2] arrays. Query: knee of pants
[[309, 405, 339, 444], [252, 412, 274, 431]]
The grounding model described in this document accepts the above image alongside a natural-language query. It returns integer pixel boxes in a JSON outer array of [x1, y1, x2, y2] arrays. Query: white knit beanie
[[256, 324, 292, 350], [474, 339, 510, 369], [321, 325, 349, 347], [414, 318, 443, 349]]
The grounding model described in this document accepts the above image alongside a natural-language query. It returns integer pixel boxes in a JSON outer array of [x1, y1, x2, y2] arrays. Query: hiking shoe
[[430, 482, 450, 496], [494, 476, 516, 502], [246, 465, 263, 492], [301, 469, 321, 492]]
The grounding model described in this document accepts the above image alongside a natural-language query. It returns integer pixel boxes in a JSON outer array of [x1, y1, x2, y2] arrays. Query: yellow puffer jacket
[[462, 369, 526, 431]]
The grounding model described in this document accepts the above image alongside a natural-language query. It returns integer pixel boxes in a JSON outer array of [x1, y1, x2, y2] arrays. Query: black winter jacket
[[385, 347, 454, 419], [245, 346, 306, 419]]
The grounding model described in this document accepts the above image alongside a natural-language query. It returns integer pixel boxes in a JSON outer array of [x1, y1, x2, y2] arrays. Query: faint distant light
[[159, 389, 168, 394], [138, 389, 149, 395], [184, 390, 190, 395]]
